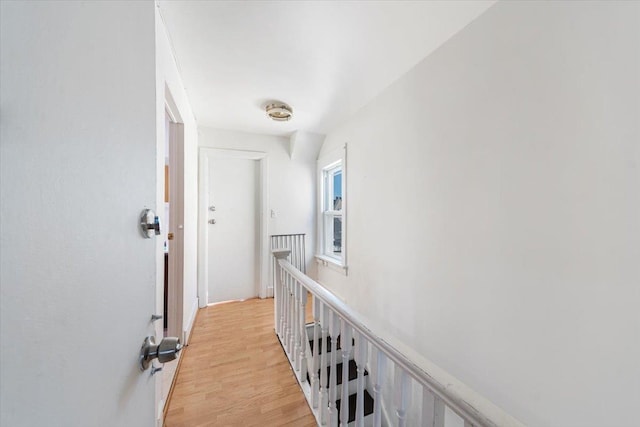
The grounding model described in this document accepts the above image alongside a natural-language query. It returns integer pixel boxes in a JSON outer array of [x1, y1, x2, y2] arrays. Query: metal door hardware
[[209, 219, 216, 225], [209, 206, 216, 212], [140, 209, 161, 238], [139, 336, 182, 371], [150, 314, 163, 322]]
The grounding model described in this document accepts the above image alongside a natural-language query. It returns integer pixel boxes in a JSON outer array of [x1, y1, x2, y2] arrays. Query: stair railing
[[273, 249, 524, 427]]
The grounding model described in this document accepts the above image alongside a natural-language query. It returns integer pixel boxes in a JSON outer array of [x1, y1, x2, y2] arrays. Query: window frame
[[316, 144, 347, 274]]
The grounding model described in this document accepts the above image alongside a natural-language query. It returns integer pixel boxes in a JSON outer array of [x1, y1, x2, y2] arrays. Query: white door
[[1, 2, 160, 426], [207, 156, 260, 303]]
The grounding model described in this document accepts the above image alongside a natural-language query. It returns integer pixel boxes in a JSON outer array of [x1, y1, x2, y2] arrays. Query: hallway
[[165, 298, 315, 426]]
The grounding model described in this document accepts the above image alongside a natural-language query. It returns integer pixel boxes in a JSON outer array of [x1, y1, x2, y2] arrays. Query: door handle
[[139, 336, 182, 372], [208, 219, 216, 225]]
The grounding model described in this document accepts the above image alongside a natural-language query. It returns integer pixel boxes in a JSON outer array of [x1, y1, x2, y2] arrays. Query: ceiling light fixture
[[265, 102, 293, 122]]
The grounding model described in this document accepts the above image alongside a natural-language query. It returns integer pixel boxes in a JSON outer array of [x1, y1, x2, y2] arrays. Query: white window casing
[[316, 143, 347, 274]]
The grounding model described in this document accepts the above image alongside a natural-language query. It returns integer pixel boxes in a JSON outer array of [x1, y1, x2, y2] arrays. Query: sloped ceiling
[[158, 1, 495, 136]]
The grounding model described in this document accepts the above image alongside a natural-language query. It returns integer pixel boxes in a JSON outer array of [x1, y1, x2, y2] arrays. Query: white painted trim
[[314, 254, 348, 275], [167, 118, 185, 340], [183, 297, 199, 346], [164, 84, 182, 123], [259, 156, 270, 298], [316, 143, 348, 270], [197, 153, 208, 308], [203, 148, 267, 160], [197, 147, 269, 306]]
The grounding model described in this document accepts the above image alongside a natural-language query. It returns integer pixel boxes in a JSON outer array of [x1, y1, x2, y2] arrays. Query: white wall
[[0, 2, 158, 426], [155, 8, 199, 416], [199, 127, 321, 280], [318, 1, 640, 426]]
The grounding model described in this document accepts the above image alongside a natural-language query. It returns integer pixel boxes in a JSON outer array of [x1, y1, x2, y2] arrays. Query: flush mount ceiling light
[[265, 102, 293, 122]]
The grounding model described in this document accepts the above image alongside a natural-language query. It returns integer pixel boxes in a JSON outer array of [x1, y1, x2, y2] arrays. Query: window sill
[[315, 254, 348, 276]]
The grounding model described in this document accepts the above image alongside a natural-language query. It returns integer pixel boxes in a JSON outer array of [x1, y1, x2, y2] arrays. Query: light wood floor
[[165, 298, 316, 427]]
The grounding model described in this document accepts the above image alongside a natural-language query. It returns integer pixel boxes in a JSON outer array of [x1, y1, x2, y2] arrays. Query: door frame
[[198, 147, 269, 307], [164, 100, 184, 340]]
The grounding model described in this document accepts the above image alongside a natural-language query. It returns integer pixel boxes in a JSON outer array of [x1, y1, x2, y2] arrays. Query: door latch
[[140, 209, 161, 238]]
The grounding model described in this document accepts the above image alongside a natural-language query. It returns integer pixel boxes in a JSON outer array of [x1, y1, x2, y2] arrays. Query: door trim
[[198, 147, 269, 307], [166, 118, 184, 339]]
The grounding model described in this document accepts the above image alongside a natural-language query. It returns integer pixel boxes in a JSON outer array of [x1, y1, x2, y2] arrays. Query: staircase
[[305, 326, 375, 426], [272, 248, 525, 427]]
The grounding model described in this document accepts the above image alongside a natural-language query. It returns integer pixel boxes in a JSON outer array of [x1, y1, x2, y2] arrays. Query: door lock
[[139, 336, 182, 371], [208, 219, 216, 225], [140, 209, 161, 238]]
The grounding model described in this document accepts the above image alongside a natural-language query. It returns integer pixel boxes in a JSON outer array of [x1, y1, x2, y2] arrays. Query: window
[[317, 144, 347, 271], [322, 162, 343, 259]]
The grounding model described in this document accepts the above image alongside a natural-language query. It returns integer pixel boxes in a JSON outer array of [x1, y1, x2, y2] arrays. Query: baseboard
[[163, 302, 201, 425], [267, 286, 274, 298], [183, 297, 199, 346]]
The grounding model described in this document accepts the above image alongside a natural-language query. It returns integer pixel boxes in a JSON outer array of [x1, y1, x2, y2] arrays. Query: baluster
[[289, 235, 294, 266], [310, 297, 321, 409], [282, 271, 288, 350], [293, 236, 302, 271], [428, 392, 445, 427], [319, 303, 330, 425], [354, 331, 368, 427], [279, 267, 287, 342], [340, 321, 352, 427], [289, 275, 296, 359], [301, 235, 306, 273], [281, 269, 287, 345], [328, 311, 340, 426], [299, 286, 308, 381], [293, 280, 301, 371], [373, 350, 386, 427], [274, 259, 280, 338], [285, 273, 292, 356], [395, 367, 410, 427], [422, 387, 446, 427]]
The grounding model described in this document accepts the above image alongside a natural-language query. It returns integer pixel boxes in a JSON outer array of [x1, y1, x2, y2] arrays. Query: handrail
[[276, 256, 525, 427]]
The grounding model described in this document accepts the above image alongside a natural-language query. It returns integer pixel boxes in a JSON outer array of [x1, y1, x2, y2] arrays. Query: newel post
[[272, 249, 291, 340]]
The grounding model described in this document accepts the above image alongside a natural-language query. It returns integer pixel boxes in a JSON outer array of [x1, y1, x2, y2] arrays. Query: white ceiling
[[158, 1, 495, 137]]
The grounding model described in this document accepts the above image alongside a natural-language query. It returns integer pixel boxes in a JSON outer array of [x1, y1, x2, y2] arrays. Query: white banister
[[354, 331, 368, 427], [273, 252, 525, 427], [320, 302, 329, 425], [299, 286, 308, 381], [293, 279, 301, 371], [340, 320, 352, 427], [311, 298, 321, 409], [373, 351, 386, 427], [422, 387, 445, 427], [288, 274, 295, 360], [328, 311, 340, 426], [395, 367, 410, 427]]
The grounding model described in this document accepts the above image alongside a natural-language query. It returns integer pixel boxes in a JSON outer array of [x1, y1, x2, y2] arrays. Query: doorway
[[164, 108, 184, 338], [198, 148, 269, 306], [162, 102, 185, 408]]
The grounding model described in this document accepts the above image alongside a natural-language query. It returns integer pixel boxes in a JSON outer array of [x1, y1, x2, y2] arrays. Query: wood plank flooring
[[165, 298, 316, 427]]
